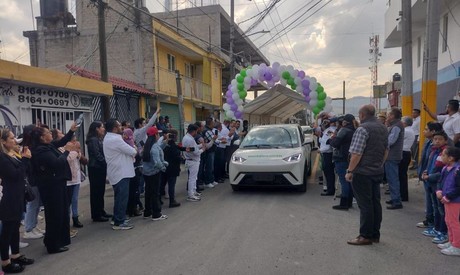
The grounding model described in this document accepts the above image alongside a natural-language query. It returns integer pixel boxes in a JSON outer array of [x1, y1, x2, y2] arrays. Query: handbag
[[24, 178, 36, 202]]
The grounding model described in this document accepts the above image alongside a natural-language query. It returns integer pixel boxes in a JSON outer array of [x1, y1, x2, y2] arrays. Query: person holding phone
[[202, 117, 218, 188]]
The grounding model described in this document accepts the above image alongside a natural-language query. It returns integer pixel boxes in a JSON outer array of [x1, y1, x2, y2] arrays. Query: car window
[[240, 126, 300, 148]]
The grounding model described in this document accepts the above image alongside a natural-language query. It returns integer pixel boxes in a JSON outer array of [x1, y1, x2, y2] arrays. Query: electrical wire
[[259, 0, 333, 49]]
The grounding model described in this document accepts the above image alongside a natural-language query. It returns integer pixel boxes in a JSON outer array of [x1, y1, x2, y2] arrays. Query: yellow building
[[152, 19, 225, 131]]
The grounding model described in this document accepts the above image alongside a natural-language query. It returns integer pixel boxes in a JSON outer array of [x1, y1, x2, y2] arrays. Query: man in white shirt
[[400, 116, 415, 202], [424, 100, 460, 146], [410, 109, 420, 169], [182, 124, 205, 201], [103, 119, 137, 230], [214, 121, 231, 183]]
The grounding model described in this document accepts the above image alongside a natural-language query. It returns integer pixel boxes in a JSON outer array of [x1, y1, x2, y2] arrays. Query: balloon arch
[[223, 62, 333, 120]]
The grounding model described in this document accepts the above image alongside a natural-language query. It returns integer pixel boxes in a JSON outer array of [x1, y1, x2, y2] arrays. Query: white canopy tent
[[243, 84, 307, 125]]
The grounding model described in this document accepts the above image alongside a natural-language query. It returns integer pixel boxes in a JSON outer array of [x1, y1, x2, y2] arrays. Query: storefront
[[0, 60, 112, 138]]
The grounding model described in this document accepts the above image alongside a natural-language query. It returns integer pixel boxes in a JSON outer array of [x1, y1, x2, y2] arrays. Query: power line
[[259, 0, 333, 49]]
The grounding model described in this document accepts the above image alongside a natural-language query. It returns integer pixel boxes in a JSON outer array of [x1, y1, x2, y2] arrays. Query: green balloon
[[291, 84, 297, 90], [318, 92, 326, 100], [237, 75, 244, 83], [282, 71, 291, 80], [317, 100, 325, 109], [237, 83, 245, 91], [287, 78, 295, 86], [316, 85, 324, 93], [313, 106, 321, 115], [240, 70, 247, 77], [239, 90, 247, 99]]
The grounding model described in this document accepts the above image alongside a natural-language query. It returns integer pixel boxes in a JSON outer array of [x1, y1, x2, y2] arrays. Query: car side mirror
[[233, 139, 241, 146]]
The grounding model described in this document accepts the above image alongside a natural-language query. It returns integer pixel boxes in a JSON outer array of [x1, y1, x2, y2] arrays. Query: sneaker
[[213, 181, 220, 186], [432, 233, 449, 244], [23, 230, 43, 239], [416, 220, 433, 228], [187, 196, 201, 202], [164, 194, 169, 199], [110, 218, 131, 225], [112, 222, 134, 230], [205, 183, 215, 188], [37, 214, 44, 220], [194, 192, 202, 197], [19, 242, 29, 248], [422, 228, 438, 237], [438, 242, 452, 249], [34, 227, 46, 234], [70, 229, 78, 238], [441, 245, 460, 256], [152, 214, 168, 221]]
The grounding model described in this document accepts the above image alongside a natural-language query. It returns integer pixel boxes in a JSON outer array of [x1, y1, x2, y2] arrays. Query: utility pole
[[97, 0, 111, 121], [175, 70, 185, 138], [369, 35, 381, 111], [229, 0, 235, 79], [342, 80, 346, 114], [419, 0, 440, 155], [401, 0, 413, 117]]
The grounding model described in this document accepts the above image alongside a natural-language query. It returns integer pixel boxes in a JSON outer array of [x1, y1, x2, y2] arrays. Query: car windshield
[[240, 126, 300, 148]]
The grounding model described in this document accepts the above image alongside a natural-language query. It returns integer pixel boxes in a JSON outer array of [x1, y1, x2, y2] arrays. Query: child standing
[[436, 147, 460, 256], [421, 131, 449, 243]]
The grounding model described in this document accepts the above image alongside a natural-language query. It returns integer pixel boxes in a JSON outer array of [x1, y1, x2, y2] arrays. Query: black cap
[[164, 116, 169, 119], [343, 114, 355, 123], [329, 117, 338, 123]]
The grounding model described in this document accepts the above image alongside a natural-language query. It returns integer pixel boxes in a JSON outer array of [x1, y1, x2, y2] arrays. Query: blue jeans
[[335, 161, 352, 198], [112, 178, 131, 225], [24, 186, 41, 232], [204, 151, 215, 184], [423, 181, 434, 223], [385, 160, 401, 205], [429, 188, 447, 234], [71, 184, 80, 218]]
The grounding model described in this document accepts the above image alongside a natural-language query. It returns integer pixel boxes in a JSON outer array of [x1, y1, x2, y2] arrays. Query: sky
[[0, 0, 401, 100]]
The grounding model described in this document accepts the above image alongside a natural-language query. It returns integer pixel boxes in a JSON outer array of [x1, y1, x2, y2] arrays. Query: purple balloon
[[303, 89, 310, 96], [231, 104, 238, 112], [226, 90, 233, 97], [228, 84, 232, 90], [227, 97, 234, 104], [235, 111, 242, 118], [298, 70, 306, 79], [301, 79, 310, 88], [264, 71, 273, 81], [305, 96, 311, 102], [251, 78, 258, 86]]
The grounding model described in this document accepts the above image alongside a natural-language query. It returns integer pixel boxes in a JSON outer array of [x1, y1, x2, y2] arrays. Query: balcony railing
[[158, 67, 212, 103]]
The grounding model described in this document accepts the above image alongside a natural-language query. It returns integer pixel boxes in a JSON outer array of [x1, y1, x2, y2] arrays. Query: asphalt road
[[20, 153, 459, 275]]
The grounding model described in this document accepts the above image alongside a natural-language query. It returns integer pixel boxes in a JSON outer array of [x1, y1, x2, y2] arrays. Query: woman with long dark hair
[[86, 121, 111, 222], [30, 124, 78, 254], [0, 129, 35, 273], [142, 126, 168, 220]]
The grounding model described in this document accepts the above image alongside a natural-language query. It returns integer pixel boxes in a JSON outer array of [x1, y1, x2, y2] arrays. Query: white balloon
[[310, 99, 318, 107], [294, 77, 302, 85], [279, 65, 286, 74], [223, 103, 230, 111], [231, 86, 238, 93], [231, 79, 237, 87], [244, 76, 251, 84], [237, 105, 244, 112], [309, 82, 318, 91], [267, 80, 275, 87], [311, 77, 317, 83], [326, 96, 333, 104], [272, 62, 280, 69], [226, 110, 235, 118], [232, 93, 240, 101], [280, 78, 287, 86], [260, 63, 267, 69], [296, 85, 303, 93], [272, 75, 281, 82], [287, 65, 295, 76], [246, 69, 253, 77], [244, 83, 251, 90], [310, 91, 318, 99], [324, 105, 333, 113]]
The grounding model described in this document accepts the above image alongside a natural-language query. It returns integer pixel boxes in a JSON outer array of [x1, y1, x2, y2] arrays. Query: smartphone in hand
[[75, 113, 84, 127]]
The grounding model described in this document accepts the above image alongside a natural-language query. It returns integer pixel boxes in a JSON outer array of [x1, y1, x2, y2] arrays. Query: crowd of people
[[314, 102, 460, 257], [0, 108, 248, 273]]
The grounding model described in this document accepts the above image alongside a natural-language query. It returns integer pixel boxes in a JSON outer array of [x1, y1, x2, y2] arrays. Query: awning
[[243, 84, 307, 122], [0, 60, 112, 96], [66, 65, 155, 96]]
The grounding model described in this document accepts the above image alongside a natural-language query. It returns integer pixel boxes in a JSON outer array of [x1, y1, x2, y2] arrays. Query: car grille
[[237, 172, 296, 186]]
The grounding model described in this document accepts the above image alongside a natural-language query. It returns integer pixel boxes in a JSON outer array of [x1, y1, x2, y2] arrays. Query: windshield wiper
[[242, 144, 259, 148], [243, 144, 272, 148]]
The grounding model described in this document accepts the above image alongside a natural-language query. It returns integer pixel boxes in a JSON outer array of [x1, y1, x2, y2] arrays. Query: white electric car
[[229, 124, 314, 192]]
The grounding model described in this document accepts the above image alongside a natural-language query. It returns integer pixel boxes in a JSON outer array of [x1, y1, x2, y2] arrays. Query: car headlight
[[232, 155, 247, 163], [283, 153, 302, 162]]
